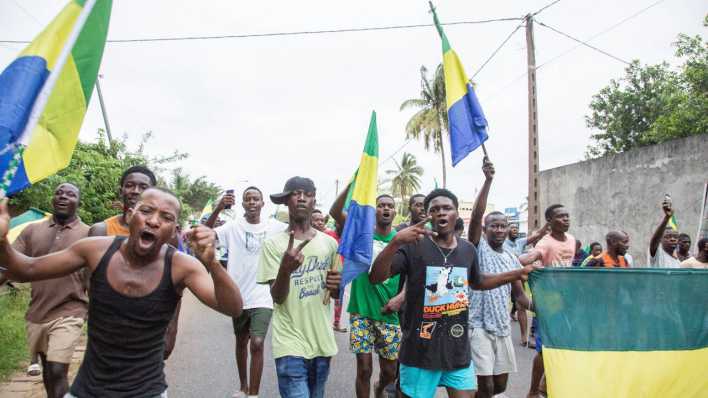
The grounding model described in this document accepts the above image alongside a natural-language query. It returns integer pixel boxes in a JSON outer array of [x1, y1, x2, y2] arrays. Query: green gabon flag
[[529, 268, 708, 398]]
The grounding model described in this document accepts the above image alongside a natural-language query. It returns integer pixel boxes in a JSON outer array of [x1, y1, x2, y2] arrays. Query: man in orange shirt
[[586, 231, 630, 268]]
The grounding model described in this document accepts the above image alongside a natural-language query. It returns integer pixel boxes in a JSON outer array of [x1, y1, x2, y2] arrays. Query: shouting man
[[370, 189, 537, 398], [1, 188, 242, 397]]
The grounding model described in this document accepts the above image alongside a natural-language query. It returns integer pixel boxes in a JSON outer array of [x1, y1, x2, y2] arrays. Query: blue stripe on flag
[[338, 201, 376, 294], [449, 82, 488, 166], [0, 56, 49, 149]]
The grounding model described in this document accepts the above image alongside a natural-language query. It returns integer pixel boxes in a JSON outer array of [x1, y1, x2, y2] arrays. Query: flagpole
[[429, 1, 490, 161], [0, 0, 98, 199]]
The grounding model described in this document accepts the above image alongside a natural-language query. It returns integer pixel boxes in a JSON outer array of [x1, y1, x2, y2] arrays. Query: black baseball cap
[[270, 176, 316, 204]]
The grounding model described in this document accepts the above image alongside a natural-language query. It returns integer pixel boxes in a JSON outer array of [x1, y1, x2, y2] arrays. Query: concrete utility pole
[[525, 14, 540, 233], [95, 78, 113, 146]]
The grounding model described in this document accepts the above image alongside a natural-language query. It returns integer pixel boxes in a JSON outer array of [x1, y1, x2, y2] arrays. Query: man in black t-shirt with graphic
[[370, 189, 537, 398]]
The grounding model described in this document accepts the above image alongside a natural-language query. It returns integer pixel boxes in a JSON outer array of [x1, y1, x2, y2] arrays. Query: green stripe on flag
[[529, 268, 708, 351], [430, 4, 451, 53], [362, 111, 378, 157], [72, 0, 112, 101]]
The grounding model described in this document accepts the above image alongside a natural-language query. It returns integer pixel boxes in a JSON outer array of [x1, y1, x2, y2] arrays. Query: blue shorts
[[399, 362, 476, 398], [533, 317, 542, 353]]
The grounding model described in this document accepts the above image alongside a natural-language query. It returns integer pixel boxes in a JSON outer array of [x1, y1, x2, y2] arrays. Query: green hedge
[[0, 286, 30, 381]]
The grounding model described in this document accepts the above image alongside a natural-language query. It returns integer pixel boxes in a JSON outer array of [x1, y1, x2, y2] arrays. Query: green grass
[[0, 285, 30, 382]]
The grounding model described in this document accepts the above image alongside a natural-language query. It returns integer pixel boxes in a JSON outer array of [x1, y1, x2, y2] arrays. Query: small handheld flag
[[0, 0, 112, 197], [429, 2, 489, 166], [338, 111, 379, 295]]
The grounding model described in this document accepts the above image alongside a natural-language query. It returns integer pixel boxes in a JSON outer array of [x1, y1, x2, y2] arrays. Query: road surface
[[166, 291, 534, 397]]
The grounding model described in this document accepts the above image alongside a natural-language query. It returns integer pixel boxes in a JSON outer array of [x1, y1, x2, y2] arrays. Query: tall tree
[[386, 152, 424, 216], [400, 64, 449, 187], [585, 20, 707, 158]]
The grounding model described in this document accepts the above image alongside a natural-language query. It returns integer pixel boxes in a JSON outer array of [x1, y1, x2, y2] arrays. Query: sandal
[[27, 363, 41, 376]]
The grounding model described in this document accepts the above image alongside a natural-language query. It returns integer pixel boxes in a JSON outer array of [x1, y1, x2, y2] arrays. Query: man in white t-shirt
[[206, 187, 287, 398], [648, 198, 681, 268]]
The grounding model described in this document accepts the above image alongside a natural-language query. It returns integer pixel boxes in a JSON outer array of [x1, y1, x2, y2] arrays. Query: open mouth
[[139, 230, 157, 247], [436, 219, 449, 228]]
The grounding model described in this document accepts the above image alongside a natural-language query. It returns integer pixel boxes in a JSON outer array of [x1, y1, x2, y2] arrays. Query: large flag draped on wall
[[430, 4, 489, 166], [338, 111, 379, 293], [0, 0, 112, 197], [529, 268, 708, 398]]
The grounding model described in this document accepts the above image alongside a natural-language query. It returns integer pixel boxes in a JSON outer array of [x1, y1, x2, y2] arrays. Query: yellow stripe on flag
[[24, 54, 86, 183], [543, 346, 708, 398], [442, 50, 469, 108], [19, 2, 82, 71], [350, 153, 377, 207]]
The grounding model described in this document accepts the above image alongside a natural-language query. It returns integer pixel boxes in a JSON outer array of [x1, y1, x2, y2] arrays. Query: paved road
[[166, 291, 534, 397]]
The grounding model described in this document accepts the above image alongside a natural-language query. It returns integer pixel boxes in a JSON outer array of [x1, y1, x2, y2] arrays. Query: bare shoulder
[[170, 250, 205, 284], [88, 222, 107, 237], [71, 236, 117, 271]]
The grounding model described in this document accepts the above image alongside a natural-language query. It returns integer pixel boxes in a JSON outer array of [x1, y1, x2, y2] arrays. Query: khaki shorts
[[470, 328, 517, 376], [27, 316, 84, 364]]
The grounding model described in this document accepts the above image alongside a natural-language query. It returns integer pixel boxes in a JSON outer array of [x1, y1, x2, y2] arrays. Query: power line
[[484, 0, 665, 102], [10, 0, 42, 26], [470, 0, 560, 80], [531, 0, 562, 17], [472, 22, 524, 79], [536, 20, 631, 65], [535, 0, 666, 70], [0, 17, 523, 45]]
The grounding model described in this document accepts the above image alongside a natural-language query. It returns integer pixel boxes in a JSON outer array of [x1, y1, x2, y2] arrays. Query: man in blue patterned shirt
[[467, 158, 533, 398]]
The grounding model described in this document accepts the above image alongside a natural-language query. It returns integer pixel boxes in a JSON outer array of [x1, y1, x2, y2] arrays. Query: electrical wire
[[536, 20, 631, 65], [531, 0, 562, 17], [0, 17, 523, 45], [472, 22, 525, 79], [484, 0, 666, 102]]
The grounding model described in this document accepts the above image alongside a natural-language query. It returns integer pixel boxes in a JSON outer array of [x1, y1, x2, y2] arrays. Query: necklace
[[428, 236, 457, 265]]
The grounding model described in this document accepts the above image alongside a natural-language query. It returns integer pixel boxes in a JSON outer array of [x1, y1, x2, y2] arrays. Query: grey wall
[[539, 134, 708, 265]]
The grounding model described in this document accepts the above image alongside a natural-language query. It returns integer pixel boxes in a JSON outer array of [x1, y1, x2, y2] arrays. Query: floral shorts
[[349, 314, 401, 360]]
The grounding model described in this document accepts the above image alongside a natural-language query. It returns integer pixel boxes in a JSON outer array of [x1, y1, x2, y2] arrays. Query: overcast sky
[[1, 0, 705, 217]]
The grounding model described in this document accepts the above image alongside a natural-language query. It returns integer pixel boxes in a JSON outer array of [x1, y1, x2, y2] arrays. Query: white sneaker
[[232, 392, 246, 398]]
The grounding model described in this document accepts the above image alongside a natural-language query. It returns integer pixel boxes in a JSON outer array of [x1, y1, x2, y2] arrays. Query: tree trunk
[[438, 133, 447, 188]]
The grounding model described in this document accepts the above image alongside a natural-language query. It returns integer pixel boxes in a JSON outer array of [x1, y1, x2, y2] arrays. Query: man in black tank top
[[0, 187, 243, 398]]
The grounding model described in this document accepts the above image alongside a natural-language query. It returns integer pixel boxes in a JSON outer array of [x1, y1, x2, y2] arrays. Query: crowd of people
[[0, 159, 706, 398]]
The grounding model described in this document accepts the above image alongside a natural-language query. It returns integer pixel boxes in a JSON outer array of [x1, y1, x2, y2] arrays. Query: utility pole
[[95, 78, 113, 146], [525, 14, 540, 233]]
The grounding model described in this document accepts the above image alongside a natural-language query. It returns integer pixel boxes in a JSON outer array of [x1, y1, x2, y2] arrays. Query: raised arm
[[181, 225, 242, 317], [524, 223, 550, 247], [0, 200, 90, 281], [470, 265, 538, 291], [1, 239, 91, 282], [370, 218, 431, 283], [468, 157, 494, 245], [649, 199, 673, 257], [204, 192, 234, 228], [328, 181, 352, 230]]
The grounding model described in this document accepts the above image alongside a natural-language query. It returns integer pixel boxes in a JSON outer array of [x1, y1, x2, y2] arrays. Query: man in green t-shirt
[[256, 176, 342, 398], [330, 190, 401, 398]]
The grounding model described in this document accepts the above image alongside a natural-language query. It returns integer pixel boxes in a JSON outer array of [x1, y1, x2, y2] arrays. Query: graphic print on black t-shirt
[[421, 264, 469, 339], [392, 238, 481, 370]]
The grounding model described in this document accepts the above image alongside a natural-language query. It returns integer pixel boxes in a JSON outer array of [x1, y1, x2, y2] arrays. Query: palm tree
[[400, 64, 449, 187], [386, 152, 424, 216]]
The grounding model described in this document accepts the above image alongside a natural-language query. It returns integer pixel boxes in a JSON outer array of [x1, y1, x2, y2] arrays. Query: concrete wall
[[539, 134, 708, 265]]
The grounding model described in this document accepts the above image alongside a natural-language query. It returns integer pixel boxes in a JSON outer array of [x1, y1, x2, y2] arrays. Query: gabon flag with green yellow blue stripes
[[530, 268, 708, 398], [430, 3, 488, 166], [0, 0, 112, 197], [338, 111, 378, 293]]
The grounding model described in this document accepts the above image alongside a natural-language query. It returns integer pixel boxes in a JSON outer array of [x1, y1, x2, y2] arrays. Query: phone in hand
[[663, 193, 672, 211], [224, 189, 234, 210]]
